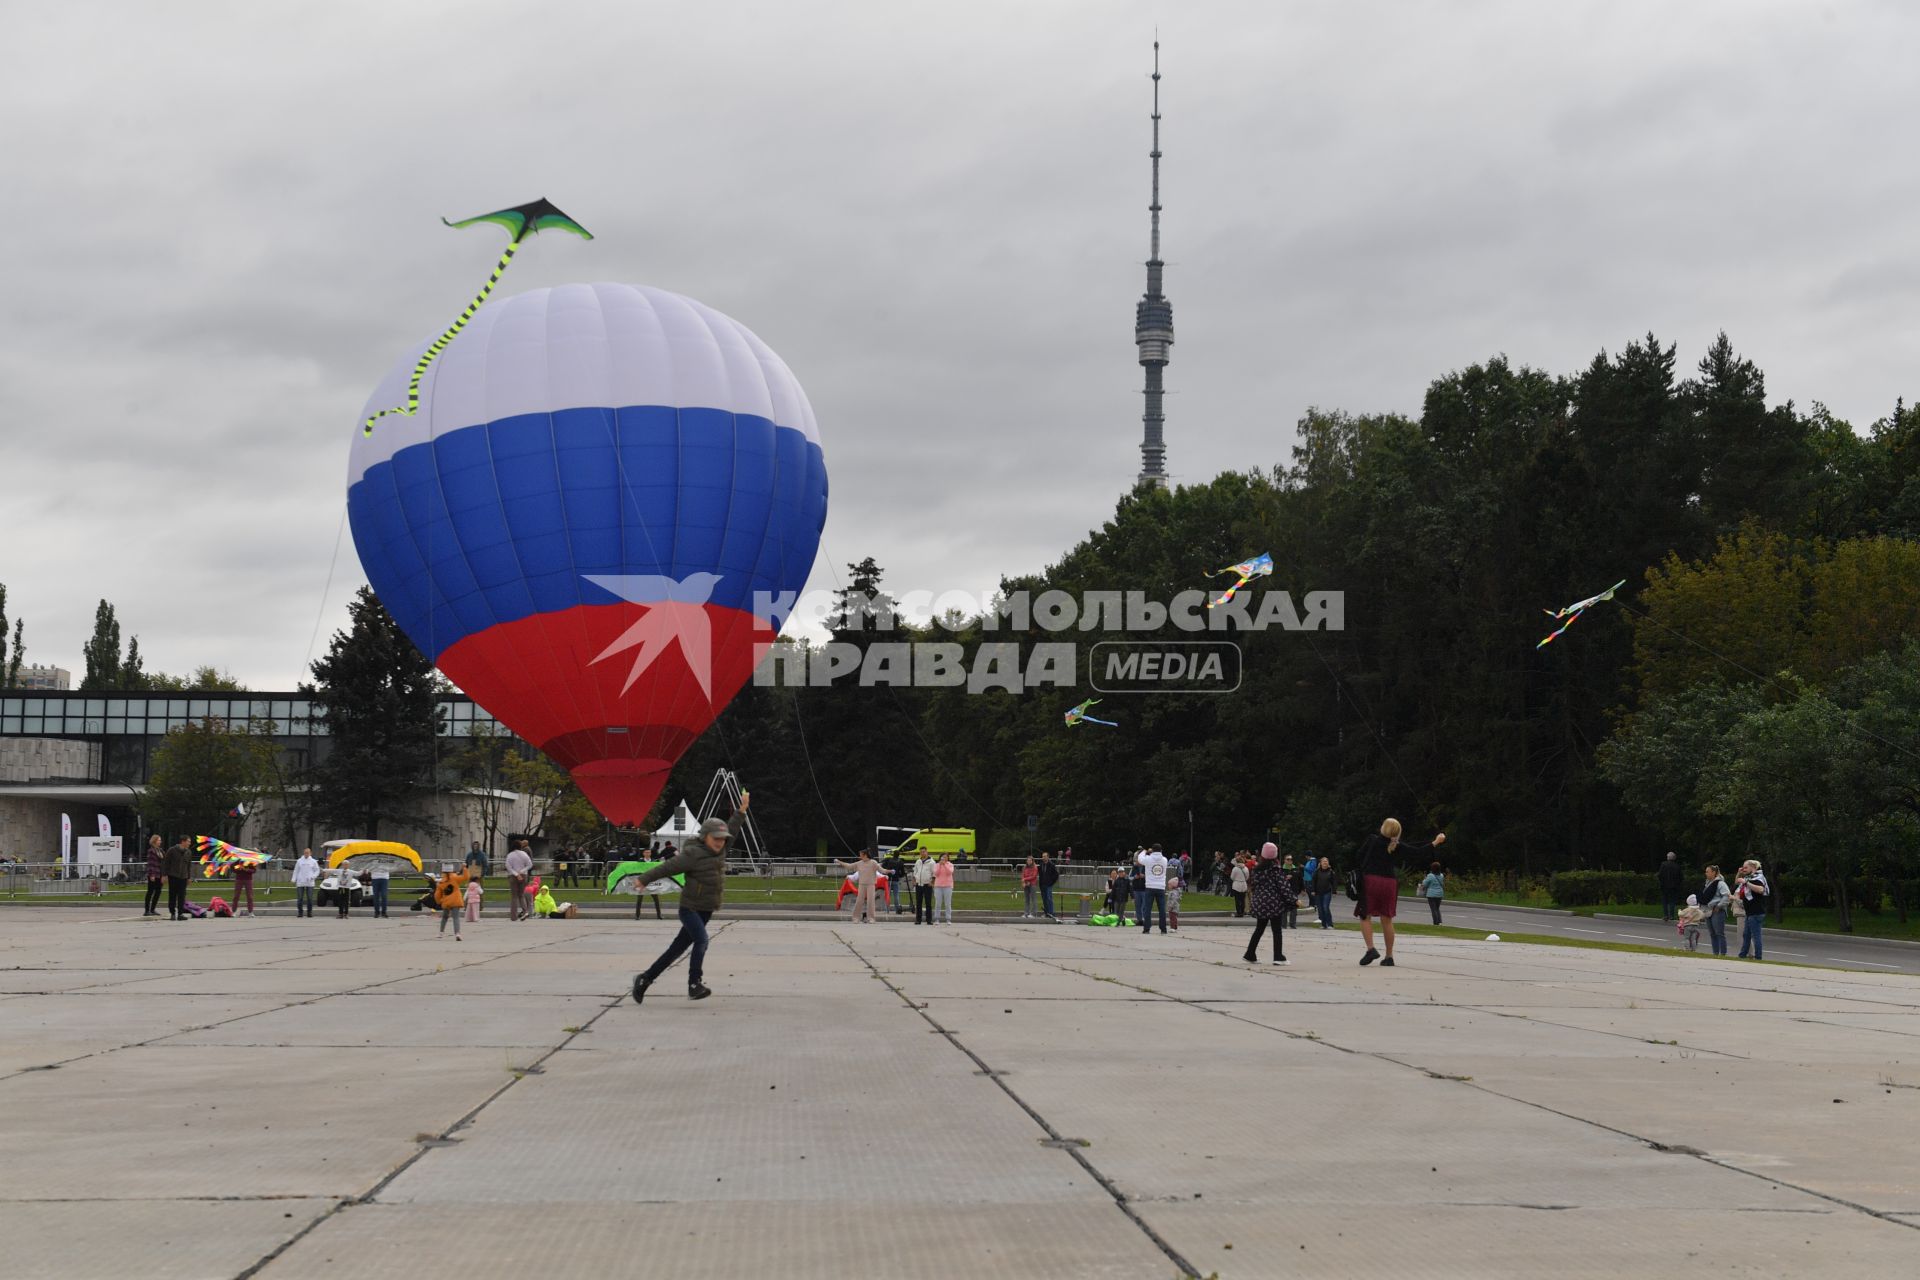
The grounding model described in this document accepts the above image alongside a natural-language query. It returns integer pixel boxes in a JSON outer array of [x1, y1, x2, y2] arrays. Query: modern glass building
[[0, 690, 506, 786]]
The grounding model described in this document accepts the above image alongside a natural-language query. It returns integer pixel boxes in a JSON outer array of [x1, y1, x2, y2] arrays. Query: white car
[[316, 869, 368, 909]]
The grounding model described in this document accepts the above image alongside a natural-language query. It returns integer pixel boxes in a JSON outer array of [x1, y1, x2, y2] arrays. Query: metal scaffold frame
[[696, 768, 769, 874]]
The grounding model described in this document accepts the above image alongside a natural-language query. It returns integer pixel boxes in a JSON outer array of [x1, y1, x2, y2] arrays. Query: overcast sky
[[3, 0, 1915, 689]]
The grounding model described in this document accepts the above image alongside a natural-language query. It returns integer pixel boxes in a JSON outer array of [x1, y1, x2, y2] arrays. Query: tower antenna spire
[[1150, 39, 1162, 265], [1134, 40, 1174, 491]]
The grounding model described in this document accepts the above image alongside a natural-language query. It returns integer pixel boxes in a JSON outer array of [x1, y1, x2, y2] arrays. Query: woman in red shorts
[[1354, 818, 1445, 967]]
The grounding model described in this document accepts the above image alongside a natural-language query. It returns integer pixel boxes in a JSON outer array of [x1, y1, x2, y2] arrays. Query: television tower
[[1134, 41, 1173, 490]]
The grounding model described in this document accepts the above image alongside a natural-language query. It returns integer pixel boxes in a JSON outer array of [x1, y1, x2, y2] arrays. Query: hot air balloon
[[347, 283, 827, 825]]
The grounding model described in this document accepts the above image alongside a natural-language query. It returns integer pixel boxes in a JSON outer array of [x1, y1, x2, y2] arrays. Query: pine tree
[[0, 584, 9, 688], [80, 600, 122, 690], [305, 586, 446, 838]]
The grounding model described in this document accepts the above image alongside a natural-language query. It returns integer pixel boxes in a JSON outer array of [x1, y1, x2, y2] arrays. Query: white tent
[[654, 801, 700, 845]]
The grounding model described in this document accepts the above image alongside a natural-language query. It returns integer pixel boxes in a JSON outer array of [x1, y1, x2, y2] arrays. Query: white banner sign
[[76, 836, 123, 876], [97, 814, 112, 839], [61, 813, 73, 876]]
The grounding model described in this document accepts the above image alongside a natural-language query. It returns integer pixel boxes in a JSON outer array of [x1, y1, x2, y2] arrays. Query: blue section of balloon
[[349, 408, 826, 661]]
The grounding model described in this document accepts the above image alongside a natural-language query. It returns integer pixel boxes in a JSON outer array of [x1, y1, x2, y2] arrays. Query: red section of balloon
[[436, 604, 772, 826]]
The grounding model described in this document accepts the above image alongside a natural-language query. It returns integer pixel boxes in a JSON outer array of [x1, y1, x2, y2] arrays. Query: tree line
[[659, 333, 1920, 924]]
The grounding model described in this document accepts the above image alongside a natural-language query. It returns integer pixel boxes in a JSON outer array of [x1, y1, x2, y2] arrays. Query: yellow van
[[891, 829, 976, 859]]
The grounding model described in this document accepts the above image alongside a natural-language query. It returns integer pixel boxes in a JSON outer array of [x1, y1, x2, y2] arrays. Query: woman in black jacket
[[1353, 818, 1445, 967], [1243, 843, 1290, 965]]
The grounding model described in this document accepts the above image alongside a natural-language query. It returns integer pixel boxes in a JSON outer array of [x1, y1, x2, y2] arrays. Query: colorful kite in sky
[[194, 836, 273, 877], [1537, 579, 1627, 648], [1207, 552, 1273, 608], [361, 198, 593, 437], [1065, 698, 1118, 728]]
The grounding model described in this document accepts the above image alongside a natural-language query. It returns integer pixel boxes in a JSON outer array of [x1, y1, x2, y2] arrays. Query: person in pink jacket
[[933, 854, 957, 925], [464, 878, 483, 923]]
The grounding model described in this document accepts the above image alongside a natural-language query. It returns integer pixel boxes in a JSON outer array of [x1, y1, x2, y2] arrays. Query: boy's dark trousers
[[914, 884, 933, 924]]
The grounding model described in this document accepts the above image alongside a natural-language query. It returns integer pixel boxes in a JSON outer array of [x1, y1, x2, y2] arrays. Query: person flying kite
[[1207, 552, 1273, 608], [362, 198, 593, 436], [1537, 579, 1627, 648], [1065, 698, 1118, 728]]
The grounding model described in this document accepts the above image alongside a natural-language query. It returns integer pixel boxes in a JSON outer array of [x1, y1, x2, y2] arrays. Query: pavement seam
[[963, 933, 1920, 1235], [230, 924, 734, 1279], [830, 929, 1206, 1280]]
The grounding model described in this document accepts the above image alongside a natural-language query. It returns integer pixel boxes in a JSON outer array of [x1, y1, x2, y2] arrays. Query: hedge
[[1547, 871, 1659, 908]]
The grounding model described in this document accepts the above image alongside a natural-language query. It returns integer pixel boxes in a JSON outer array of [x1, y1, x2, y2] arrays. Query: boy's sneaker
[[631, 974, 653, 1005], [1380, 957, 1395, 967], [1272, 958, 1290, 966], [1360, 949, 1380, 966], [688, 984, 712, 1001]]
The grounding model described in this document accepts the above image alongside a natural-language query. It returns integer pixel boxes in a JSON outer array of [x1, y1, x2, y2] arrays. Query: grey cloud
[[3, 0, 1916, 688]]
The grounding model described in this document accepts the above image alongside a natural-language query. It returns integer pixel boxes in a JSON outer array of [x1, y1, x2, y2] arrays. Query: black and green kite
[[362, 198, 593, 437]]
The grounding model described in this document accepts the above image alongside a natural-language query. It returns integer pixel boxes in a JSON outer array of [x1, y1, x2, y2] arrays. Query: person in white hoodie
[[911, 853, 936, 925], [292, 849, 319, 918]]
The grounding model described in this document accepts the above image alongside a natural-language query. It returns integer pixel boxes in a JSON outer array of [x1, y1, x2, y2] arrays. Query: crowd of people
[[134, 812, 1783, 988]]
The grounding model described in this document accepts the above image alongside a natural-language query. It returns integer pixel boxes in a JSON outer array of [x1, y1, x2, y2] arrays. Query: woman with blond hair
[[1353, 818, 1445, 967]]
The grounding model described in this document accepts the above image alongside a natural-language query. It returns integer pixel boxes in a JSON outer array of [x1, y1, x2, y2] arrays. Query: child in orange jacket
[[433, 867, 470, 940]]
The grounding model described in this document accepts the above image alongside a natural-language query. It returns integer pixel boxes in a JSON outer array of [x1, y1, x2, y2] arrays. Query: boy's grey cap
[[699, 818, 731, 839]]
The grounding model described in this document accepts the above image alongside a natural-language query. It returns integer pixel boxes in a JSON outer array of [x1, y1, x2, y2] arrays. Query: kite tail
[[1207, 576, 1252, 609], [1536, 610, 1582, 649], [362, 240, 521, 436], [1082, 714, 1119, 727]]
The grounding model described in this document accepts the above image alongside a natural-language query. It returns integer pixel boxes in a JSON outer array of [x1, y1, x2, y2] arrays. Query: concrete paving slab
[[1511, 1007, 1920, 1065], [1200, 1000, 1728, 1061], [257, 1202, 1172, 1279], [107, 968, 441, 995], [0, 1045, 520, 1199], [4, 907, 1917, 1278], [163, 994, 612, 1049], [1, 1198, 338, 1280], [1456, 1054, 1920, 1211], [0, 992, 291, 1072], [382, 1000, 1088, 1206], [1131, 1202, 1920, 1279]]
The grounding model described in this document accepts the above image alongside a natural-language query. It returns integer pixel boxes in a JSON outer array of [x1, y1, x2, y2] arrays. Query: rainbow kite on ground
[[195, 836, 273, 877]]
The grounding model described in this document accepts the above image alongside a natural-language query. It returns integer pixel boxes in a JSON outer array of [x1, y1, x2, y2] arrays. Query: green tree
[[120, 637, 147, 690], [455, 722, 515, 855], [146, 666, 246, 692], [80, 600, 123, 690], [1599, 682, 1765, 868], [305, 586, 445, 839], [4, 619, 20, 689], [145, 719, 278, 841], [1699, 682, 1873, 930], [1632, 528, 1920, 702], [501, 750, 580, 843], [0, 584, 11, 688]]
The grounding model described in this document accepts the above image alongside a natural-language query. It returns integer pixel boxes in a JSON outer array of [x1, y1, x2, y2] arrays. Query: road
[[1425, 898, 1920, 975]]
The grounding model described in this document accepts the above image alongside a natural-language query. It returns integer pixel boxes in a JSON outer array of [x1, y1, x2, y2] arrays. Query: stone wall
[[0, 738, 100, 784], [0, 797, 74, 859]]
